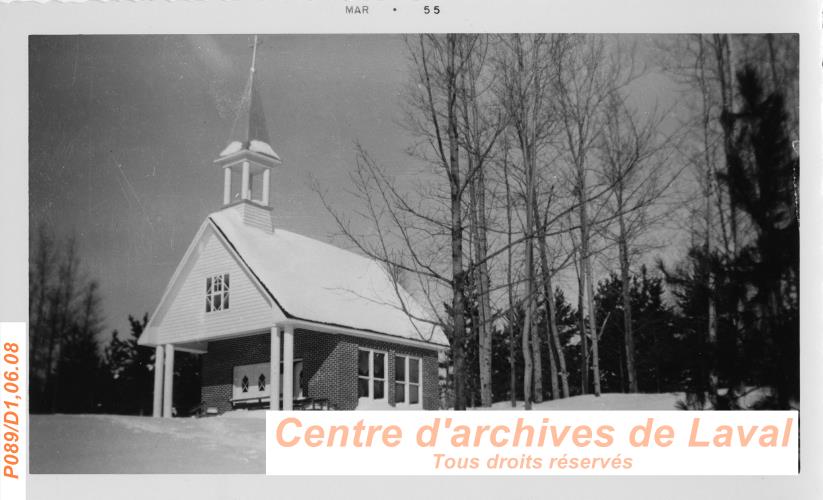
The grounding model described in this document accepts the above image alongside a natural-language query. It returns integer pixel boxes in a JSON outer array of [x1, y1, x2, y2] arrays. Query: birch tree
[[456, 35, 506, 407], [552, 35, 641, 396], [596, 92, 675, 393], [496, 34, 566, 406]]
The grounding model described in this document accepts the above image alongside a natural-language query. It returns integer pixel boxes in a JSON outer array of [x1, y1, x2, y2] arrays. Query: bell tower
[[214, 35, 280, 232]]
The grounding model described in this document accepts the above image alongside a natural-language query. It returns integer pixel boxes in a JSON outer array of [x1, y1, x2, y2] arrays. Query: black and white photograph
[[23, 32, 800, 475]]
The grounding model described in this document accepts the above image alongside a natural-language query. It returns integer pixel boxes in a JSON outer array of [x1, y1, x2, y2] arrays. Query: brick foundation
[[200, 329, 440, 412]]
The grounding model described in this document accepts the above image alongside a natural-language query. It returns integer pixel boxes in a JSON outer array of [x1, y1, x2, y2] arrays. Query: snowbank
[[480, 392, 685, 411], [30, 414, 265, 474]]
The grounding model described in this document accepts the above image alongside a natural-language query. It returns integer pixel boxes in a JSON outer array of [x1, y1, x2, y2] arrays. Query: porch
[[151, 323, 440, 416], [153, 324, 298, 417]]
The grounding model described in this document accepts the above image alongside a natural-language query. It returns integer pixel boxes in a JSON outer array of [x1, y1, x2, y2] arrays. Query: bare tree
[[28, 227, 104, 413], [47, 235, 81, 411], [596, 90, 677, 393], [495, 34, 572, 406], [318, 35, 494, 410], [552, 35, 642, 397], [501, 139, 519, 407], [533, 195, 570, 399], [456, 35, 506, 407], [29, 225, 55, 407]]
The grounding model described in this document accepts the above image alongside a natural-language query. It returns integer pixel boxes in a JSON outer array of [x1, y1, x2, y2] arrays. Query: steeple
[[214, 35, 279, 232], [219, 36, 280, 162]]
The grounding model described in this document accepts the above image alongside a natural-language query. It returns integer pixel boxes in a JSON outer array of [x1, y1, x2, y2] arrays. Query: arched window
[[241, 375, 249, 393], [258, 374, 266, 392]]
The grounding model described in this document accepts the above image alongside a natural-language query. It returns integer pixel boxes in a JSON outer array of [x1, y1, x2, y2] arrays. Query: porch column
[[152, 345, 165, 417], [283, 325, 294, 411], [270, 326, 281, 410], [162, 344, 175, 418]]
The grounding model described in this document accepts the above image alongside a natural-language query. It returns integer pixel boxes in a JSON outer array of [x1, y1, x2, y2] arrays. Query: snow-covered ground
[[30, 393, 683, 473], [484, 392, 684, 411], [30, 413, 265, 474]]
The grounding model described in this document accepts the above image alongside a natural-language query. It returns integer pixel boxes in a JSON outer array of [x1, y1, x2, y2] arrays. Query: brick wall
[[200, 330, 440, 412], [201, 333, 271, 413]]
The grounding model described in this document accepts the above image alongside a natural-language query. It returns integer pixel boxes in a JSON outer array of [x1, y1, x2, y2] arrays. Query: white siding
[[152, 226, 275, 344], [236, 202, 274, 232]]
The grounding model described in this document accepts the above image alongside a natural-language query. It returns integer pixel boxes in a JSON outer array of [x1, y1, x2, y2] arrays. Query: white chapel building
[[138, 46, 447, 416]]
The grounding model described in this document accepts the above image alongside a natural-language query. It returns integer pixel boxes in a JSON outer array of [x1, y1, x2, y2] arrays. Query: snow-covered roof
[[219, 140, 281, 161], [209, 209, 448, 347]]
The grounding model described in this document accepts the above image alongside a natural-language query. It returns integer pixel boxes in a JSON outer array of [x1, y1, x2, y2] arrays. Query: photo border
[[0, 0, 819, 498]]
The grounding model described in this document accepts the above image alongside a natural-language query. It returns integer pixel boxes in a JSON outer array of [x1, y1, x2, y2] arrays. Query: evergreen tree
[[721, 65, 799, 408], [54, 281, 105, 413], [102, 314, 155, 414], [595, 269, 680, 394]]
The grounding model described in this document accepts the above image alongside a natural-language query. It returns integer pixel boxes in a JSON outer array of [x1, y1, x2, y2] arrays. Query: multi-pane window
[[258, 374, 266, 392], [395, 355, 422, 406], [206, 273, 230, 312], [241, 375, 249, 393], [358, 348, 386, 400]]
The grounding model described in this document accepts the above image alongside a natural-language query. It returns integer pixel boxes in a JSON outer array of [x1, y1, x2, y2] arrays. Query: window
[[241, 375, 249, 393], [358, 348, 386, 400], [395, 355, 422, 406], [258, 374, 266, 392], [206, 273, 230, 312]]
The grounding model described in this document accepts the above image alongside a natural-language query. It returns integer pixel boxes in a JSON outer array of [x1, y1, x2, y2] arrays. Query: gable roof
[[208, 209, 448, 347]]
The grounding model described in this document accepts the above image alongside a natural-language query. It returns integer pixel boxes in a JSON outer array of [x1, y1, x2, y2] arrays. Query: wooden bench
[[229, 396, 336, 411], [230, 396, 271, 410], [293, 397, 336, 411]]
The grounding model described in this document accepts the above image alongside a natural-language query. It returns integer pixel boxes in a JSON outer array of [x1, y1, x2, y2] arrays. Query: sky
[[29, 34, 689, 342]]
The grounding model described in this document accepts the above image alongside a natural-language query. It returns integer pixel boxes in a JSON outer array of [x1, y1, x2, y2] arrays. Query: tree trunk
[[534, 198, 567, 399], [469, 167, 493, 407], [584, 248, 601, 397], [714, 34, 739, 254], [503, 150, 517, 408], [578, 174, 601, 397], [530, 301, 544, 403], [522, 122, 536, 409], [546, 278, 569, 398], [544, 310, 559, 400], [522, 173, 535, 409], [446, 35, 467, 411], [616, 191, 638, 393], [515, 41, 543, 406], [576, 246, 589, 395], [697, 35, 720, 404], [522, 298, 534, 410]]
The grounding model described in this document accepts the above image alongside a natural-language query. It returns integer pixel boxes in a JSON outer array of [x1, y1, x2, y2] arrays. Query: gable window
[[206, 273, 230, 312], [358, 348, 386, 400], [395, 355, 422, 406]]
